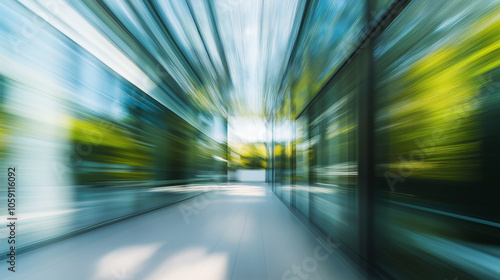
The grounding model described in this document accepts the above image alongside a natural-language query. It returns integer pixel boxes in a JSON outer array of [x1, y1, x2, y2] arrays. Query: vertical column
[[358, 0, 376, 269]]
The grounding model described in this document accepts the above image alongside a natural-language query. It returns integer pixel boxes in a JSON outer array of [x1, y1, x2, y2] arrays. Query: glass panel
[[286, 0, 367, 116], [308, 55, 360, 251], [374, 0, 500, 278], [295, 115, 310, 218]]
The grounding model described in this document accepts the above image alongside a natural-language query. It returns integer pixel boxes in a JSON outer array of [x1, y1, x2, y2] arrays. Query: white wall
[[232, 169, 266, 182]]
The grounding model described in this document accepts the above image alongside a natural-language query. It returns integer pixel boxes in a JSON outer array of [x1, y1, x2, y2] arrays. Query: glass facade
[[269, 0, 500, 278], [374, 0, 500, 278], [0, 0, 227, 257], [284, 0, 367, 116]]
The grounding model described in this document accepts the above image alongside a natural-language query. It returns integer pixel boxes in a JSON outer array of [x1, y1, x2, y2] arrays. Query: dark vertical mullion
[[358, 0, 376, 271]]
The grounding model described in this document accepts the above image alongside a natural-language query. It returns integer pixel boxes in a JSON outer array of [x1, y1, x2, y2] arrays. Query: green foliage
[[229, 142, 268, 170], [387, 4, 500, 181], [70, 115, 154, 184]]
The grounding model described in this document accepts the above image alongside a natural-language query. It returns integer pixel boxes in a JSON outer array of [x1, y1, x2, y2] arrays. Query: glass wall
[[285, 0, 367, 116], [270, 0, 368, 256], [295, 115, 310, 218], [0, 0, 227, 258], [269, 0, 500, 279], [374, 0, 500, 278], [271, 96, 294, 205], [305, 52, 361, 252]]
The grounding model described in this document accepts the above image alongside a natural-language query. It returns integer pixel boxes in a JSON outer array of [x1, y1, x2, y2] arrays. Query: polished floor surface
[[2, 183, 366, 280]]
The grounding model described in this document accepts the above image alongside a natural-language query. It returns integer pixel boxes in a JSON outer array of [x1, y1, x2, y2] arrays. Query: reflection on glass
[[375, 0, 500, 278], [0, 0, 227, 257]]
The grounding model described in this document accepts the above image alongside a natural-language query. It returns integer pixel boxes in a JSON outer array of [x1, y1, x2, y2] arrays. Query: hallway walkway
[[3, 183, 366, 280]]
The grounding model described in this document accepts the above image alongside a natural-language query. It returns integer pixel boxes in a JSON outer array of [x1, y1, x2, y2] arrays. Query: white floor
[[2, 183, 367, 280]]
